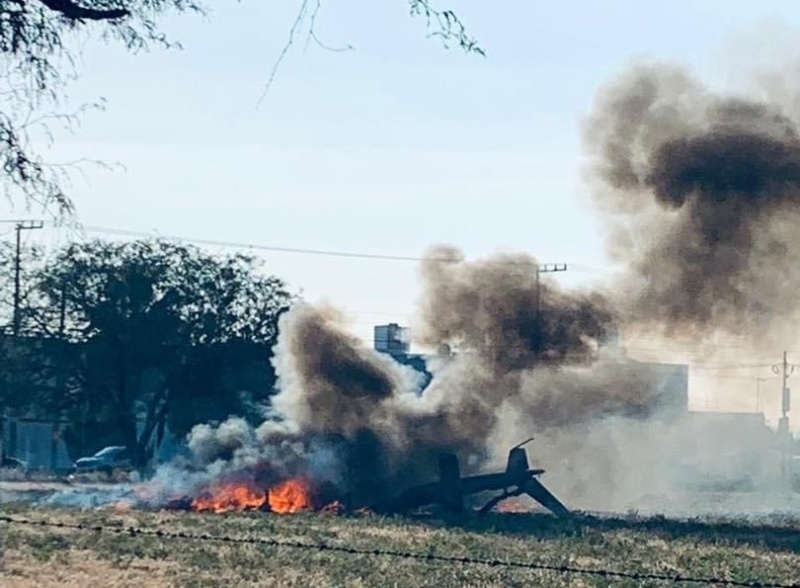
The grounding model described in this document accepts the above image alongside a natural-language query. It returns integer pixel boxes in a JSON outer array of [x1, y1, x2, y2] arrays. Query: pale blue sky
[[5, 0, 800, 424]]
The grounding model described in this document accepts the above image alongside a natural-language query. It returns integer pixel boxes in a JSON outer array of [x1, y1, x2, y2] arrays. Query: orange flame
[[496, 497, 534, 513], [268, 478, 313, 514], [191, 482, 267, 513]]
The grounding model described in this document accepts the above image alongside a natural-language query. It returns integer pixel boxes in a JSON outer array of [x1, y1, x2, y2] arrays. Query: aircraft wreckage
[[375, 438, 570, 517]]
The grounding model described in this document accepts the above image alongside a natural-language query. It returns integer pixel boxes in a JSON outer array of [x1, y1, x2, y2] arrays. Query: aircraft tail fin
[[506, 446, 530, 475], [438, 453, 461, 481], [437, 453, 464, 512]]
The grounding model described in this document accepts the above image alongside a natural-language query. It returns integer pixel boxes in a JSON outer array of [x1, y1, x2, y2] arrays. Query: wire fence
[[1, 514, 798, 588]]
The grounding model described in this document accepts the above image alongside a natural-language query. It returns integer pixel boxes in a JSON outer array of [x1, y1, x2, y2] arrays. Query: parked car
[[73, 446, 134, 475]]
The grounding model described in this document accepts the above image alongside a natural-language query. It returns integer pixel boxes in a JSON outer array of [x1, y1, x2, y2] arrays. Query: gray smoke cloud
[[585, 63, 800, 339], [414, 245, 614, 370], [47, 60, 798, 517], [167, 245, 680, 511]]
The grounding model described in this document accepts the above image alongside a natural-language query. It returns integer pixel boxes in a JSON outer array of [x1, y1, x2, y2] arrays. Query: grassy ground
[[1, 504, 799, 588]]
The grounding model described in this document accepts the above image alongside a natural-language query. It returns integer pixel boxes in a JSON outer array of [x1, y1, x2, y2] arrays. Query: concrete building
[[372, 323, 690, 410], [373, 324, 432, 389], [1, 412, 185, 472], [374, 324, 410, 356]]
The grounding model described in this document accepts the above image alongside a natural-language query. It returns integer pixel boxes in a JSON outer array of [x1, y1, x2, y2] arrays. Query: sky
[[4, 0, 800, 426]]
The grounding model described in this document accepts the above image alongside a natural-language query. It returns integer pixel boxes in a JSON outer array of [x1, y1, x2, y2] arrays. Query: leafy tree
[[11, 238, 292, 466], [0, 241, 54, 425], [0, 240, 49, 332], [0, 0, 480, 215]]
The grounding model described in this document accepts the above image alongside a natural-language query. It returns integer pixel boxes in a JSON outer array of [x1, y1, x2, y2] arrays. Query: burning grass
[[2, 505, 799, 588], [186, 477, 316, 514]]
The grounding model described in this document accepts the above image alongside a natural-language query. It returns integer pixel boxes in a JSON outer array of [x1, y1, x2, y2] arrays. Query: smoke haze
[[160, 244, 693, 512], [40, 58, 800, 517], [414, 245, 614, 370], [179, 61, 800, 512], [585, 63, 800, 340]]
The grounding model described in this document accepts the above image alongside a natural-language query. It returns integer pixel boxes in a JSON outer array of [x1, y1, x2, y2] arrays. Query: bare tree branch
[[258, 0, 481, 106], [257, 0, 311, 107], [0, 0, 203, 215], [35, 0, 130, 21], [409, 0, 485, 56], [0, 1, 480, 214]]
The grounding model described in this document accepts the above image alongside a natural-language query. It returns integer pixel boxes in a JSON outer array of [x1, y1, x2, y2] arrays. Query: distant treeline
[[0, 238, 294, 468]]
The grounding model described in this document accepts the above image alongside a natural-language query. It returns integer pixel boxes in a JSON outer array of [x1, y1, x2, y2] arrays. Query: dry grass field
[[1, 503, 799, 588]]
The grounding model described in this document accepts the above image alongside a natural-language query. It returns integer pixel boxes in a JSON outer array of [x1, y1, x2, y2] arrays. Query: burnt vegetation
[[2, 4, 800, 586]]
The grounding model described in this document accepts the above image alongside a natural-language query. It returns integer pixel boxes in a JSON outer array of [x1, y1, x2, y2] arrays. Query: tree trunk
[[128, 383, 170, 474]]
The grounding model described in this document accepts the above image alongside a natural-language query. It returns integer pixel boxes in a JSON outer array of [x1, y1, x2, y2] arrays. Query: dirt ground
[[2, 504, 799, 588], [0, 479, 124, 508]]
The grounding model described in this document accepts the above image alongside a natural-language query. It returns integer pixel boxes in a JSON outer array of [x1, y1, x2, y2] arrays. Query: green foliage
[[18, 531, 70, 563], [0, 238, 292, 465], [37, 239, 289, 344], [0, 242, 63, 415]]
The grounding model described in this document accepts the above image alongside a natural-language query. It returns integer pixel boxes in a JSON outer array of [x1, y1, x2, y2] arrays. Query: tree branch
[[36, 0, 130, 21]]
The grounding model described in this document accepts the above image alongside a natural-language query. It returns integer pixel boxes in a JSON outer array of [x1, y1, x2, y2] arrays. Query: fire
[[496, 497, 535, 513], [186, 477, 317, 514], [191, 482, 267, 513], [268, 478, 313, 513]]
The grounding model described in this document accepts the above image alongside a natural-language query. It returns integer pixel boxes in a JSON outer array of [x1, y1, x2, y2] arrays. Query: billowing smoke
[[43, 60, 797, 517], [165, 245, 678, 511], [585, 63, 800, 338], [166, 62, 800, 512], [414, 245, 614, 370]]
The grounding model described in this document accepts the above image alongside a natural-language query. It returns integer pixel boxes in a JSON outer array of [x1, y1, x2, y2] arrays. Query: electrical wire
[[77, 224, 606, 271]]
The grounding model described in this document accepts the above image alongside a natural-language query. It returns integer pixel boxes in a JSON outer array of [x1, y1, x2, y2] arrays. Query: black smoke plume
[[414, 245, 614, 370], [170, 246, 672, 510], [585, 63, 800, 337], [43, 62, 793, 517]]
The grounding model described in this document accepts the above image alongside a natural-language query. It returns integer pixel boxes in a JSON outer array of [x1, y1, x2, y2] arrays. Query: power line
[[687, 363, 774, 371], [771, 352, 800, 483], [535, 263, 568, 359], [1, 515, 797, 588], [78, 224, 604, 271], [18, 225, 800, 354], [83, 225, 426, 261], [9, 224, 800, 366]]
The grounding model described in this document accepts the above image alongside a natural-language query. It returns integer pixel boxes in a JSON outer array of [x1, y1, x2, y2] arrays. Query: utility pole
[[534, 263, 568, 359], [756, 377, 767, 412], [772, 351, 798, 485], [5, 220, 44, 336]]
